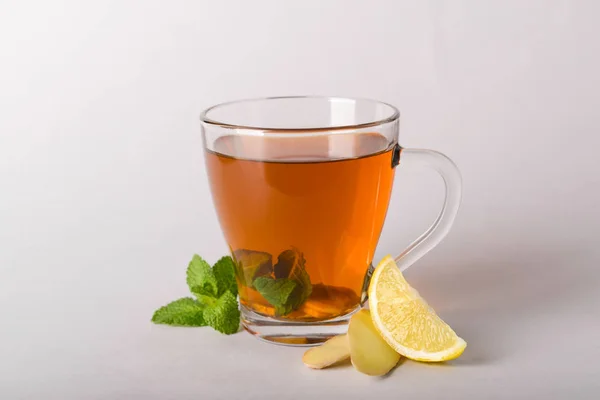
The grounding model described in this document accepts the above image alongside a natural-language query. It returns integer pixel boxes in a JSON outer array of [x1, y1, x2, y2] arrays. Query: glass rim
[[199, 95, 400, 133]]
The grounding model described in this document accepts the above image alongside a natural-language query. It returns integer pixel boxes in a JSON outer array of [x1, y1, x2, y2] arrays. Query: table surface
[[2, 1, 600, 399], [3, 236, 599, 399]]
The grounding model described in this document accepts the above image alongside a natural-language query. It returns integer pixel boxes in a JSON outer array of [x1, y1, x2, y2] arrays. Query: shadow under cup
[[201, 97, 400, 345]]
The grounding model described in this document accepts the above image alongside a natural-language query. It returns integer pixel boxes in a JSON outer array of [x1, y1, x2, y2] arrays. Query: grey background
[[1, 0, 599, 399]]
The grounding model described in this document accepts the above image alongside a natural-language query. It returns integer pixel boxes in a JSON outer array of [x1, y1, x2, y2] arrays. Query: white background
[[1, 0, 600, 399]]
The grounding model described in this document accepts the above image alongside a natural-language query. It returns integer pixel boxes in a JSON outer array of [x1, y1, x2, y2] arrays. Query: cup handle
[[391, 146, 462, 272]]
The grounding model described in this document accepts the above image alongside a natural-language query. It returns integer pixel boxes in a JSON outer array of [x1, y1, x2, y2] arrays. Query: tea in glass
[[205, 133, 395, 322]]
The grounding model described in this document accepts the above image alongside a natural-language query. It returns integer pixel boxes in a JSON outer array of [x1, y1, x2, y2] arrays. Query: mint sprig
[[152, 254, 240, 334]]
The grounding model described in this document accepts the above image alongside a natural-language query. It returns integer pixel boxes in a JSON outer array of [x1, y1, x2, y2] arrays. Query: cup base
[[241, 305, 361, 347]]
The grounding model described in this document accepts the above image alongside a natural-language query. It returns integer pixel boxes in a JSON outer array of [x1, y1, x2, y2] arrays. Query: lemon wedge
[[368, 255, 466, 362]]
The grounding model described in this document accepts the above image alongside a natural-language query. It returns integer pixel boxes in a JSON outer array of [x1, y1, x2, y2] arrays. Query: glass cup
[[200, 96, 461, 346]]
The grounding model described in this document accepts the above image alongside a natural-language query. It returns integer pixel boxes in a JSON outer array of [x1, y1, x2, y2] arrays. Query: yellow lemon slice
[[368, 255, 466, 362]]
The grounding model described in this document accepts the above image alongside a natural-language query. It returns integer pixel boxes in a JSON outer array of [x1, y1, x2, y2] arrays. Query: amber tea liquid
[[205, 132, 395, 321]]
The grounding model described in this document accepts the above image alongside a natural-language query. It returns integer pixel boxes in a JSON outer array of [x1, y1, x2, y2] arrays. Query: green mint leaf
[[213, 256, 238, 296], [202, 291, 240, 335], [232, 249, 273, 287], [253, 276, 300, 316], [273, 248, 312, 308], [187, 254, 218, 298], [152, 297, 206, 326]]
